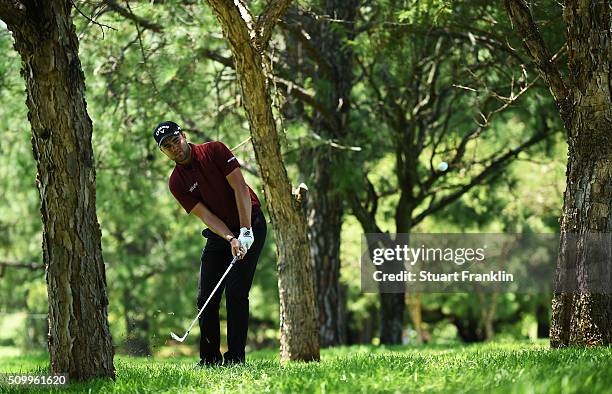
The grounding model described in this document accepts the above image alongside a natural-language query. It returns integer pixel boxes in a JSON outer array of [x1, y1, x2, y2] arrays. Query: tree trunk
[[453, 315, 485, 343], [551, 159, 612, 346], [308, 0, 356, 348], [379, 196, 413, 345], [0, 1, 115, 380], [406, 293, 423, 344], [549, 1, 612, 347], [379, 293, 404, 344], [205, 0, 320, 361], [283, 0, 356, 347], [479, 292, 498, 342], [305, 160, 346, 346], [550, 1, 612, 347], [504, 0, 612, 347]]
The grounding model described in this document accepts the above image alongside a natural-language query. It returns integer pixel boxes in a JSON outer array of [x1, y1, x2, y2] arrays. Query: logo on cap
[[155, 125, 170, 136], [153, 121, 182, 147]]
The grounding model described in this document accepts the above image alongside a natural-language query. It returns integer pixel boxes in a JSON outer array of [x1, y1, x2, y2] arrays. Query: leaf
[[159, 64, 179, 86]]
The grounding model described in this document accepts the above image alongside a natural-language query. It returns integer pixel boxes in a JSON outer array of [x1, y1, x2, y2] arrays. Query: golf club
[[170, 255, 238, 342]]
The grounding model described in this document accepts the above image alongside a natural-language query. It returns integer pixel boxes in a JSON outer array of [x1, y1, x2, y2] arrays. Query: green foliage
[[397, 0, 453, 26], [0, 31, 40, 262], [0, 0, 571, 352], [1, 1, 279, 353], [0, 27, 48, 353]]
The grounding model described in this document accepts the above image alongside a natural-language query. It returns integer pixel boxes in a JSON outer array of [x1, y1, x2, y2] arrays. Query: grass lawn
[[0, 341, 610, 393]]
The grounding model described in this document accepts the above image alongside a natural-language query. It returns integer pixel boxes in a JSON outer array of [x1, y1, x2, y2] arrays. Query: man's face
[[159, 133, 189, 162]]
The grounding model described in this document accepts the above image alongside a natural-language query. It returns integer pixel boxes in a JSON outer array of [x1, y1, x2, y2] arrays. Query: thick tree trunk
[[283, 0, 356, 347], [308, 0, 355, 348], [1, 1, 115, 380], [205, 0, 320, 361], [305, 159, 346, 346], [549, 0, 612, 347], [551, 157, 612, 345], [505, 0, 611, 347]]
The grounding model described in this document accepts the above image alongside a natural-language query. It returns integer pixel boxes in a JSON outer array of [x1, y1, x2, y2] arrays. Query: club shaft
[[181, 257, 236, 336]]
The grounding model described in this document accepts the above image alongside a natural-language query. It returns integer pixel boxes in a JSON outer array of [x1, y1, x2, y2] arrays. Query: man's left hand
[[238, 227, 254, 252]]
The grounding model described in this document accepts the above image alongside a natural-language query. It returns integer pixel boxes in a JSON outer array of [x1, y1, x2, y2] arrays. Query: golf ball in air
[[438, 161, 448, 171]]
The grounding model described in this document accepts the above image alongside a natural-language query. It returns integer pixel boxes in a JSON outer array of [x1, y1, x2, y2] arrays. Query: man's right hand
[[230, 237, 246, 259]]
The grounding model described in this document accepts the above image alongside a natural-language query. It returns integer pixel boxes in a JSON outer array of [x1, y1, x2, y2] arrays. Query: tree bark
[[0, 1, 115, 380], [305, 157, 346, 346], [285, 0, 356, 347], [379, 293, 404, 344], [204, 0, 320, 361], [504, 0, 612, 346], [309, 0, 356, 347], [380, 192, 413, 345]]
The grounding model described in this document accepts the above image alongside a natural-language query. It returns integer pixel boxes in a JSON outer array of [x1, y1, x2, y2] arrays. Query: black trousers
[[197, 209, 267, 364]]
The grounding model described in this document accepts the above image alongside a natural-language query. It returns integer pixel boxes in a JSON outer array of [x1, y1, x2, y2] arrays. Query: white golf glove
[[238, 227, 254, 251]]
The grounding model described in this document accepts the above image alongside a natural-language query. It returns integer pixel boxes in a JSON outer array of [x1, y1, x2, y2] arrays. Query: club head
[[170, 331, 186, 342]]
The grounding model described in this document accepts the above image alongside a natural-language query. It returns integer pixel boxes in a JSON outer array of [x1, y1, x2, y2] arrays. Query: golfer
[[153, 121, 267, 366]]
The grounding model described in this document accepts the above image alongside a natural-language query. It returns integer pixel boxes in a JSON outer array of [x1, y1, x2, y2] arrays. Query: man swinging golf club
[[154, 121, 267, 366]]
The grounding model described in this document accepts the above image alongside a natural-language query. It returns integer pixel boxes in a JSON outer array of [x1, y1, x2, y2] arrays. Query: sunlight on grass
[[0, 342, 610, 393]]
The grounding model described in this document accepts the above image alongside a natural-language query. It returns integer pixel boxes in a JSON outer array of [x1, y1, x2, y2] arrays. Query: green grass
[[0, 342, 610, 393]]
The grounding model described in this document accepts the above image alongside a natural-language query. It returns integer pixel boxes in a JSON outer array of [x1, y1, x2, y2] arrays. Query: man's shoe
[[223, 350, 245, 366], [196, 359, 222, 368], [223, 358, 245, 367]]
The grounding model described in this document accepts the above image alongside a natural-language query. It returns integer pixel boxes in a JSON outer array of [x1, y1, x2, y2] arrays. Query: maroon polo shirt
[[168, 141, 260, 231]]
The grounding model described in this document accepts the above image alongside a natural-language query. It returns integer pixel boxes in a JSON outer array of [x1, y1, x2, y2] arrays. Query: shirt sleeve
[[169, 175, 198, 214], [210, 141, 241, 176]]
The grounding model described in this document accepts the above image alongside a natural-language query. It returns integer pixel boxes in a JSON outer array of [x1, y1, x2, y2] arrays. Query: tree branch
[[200, 47, 233, 67], [105, 0, 163, 32], [503, 0, 568, 105], [273, 76, 337, 130], [349, 186, 383, 235], [0, 261, 44, 270], [419, 72, 541, 198], [433, 26, 527, 65], [206, 0, 256, 60], [195, 47, 337, 130], [73, 1, 117, 37], [278, 20, 334, 77], [412, 126, 556, 226], [257, 0, 293, 50]]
